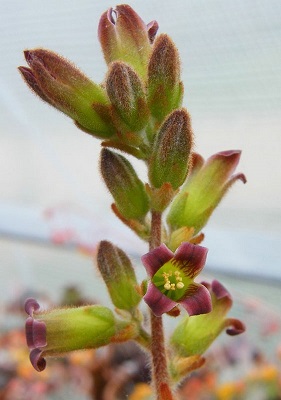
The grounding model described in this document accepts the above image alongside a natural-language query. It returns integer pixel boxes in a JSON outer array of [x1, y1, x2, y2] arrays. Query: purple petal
[[30, 348, 46, 372], [141, 244, 174, 277], [174, 242, 208, 278], [24, 298, 40, 316], [25, 317, 47, 349], [211, 280, 232, 301], [25, 317, 36, 349], [143, 282, 177, 316], [225, 318, 246, 336], [147, 20, 159, 43], [180, 283, 212, 316]]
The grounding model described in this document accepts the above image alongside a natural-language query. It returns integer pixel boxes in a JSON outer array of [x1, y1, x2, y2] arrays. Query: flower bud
[[167, 151, 247, 234], [106, 61, 149, 132], [98, 5, 158, 79], [19, 49, 115, 138], [25, 298, 116, 371], [147, 34, 183, 121], [97, 241, 142, 311], [100, 148, 149, 220], [148, 109, 193, 190], [170, 280, 245, 357]]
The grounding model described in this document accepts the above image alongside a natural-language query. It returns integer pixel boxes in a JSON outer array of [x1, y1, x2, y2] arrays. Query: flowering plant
[[19, 5, 246, 399]]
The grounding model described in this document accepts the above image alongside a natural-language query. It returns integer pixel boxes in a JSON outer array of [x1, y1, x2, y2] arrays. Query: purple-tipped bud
[[19, 49, 115, 138], [170, 280, 245, 357], [167, 150, 246, 234], [149, 109, 193, 190], [98, 5, 157, 79], [24, 298, 117, 371], [106, 61, 149, 132], [97, 241, 142, 310], [147, 34, 183, 121], [100, 148, 149, 220]]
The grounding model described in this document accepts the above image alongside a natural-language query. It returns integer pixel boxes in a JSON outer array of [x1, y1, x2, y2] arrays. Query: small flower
[[24, 298, 117, 371], [141, 242, 211, 316], [170, 280, 245, 357], [98, 5, 158, 79], [167, 150, 247, 234]]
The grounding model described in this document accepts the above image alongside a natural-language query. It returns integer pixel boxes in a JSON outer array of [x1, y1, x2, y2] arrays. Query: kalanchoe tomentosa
[[142, 242, 212, 316]]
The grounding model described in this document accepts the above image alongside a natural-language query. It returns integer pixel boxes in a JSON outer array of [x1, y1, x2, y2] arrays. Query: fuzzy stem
[[149, 211, 176, 400]]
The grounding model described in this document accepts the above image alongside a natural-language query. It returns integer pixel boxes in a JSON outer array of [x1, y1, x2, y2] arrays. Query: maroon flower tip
[[25, 316, 47, 349], [30, 348, 46, 372], [24, 50, 34, 63], [211, 280, 232, 301], [107, 7, 116, 25], [24, 298, 40, 316], [226, 318, 246, 336], [147, 20, 159, 43], [236, 172, 247, 184]]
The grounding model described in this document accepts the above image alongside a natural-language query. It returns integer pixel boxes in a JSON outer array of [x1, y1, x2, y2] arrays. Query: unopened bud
[[19, 49, 115, 138], [149, 109, 193, 189], [97, 241, 142, 310], [147, 34, 183, 121], [100, 149, 149, 220], [106, 62, 149, 132], [98, 5, 158, 79]]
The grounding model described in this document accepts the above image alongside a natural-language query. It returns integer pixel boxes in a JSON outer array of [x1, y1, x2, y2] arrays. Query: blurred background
[[0, 1, 280, 399]]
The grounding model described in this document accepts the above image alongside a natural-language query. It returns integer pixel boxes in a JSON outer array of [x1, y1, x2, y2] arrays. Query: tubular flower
[[167, 150, 246, 234], [98, 4, 158, 79], [18, 49, 115, 138], [170, 280, 246, 357], [25, 298, 117, 371], [141, 242, 212, 317]]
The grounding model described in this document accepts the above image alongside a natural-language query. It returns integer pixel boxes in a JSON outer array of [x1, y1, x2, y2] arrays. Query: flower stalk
[[149, 211, 176, 400]]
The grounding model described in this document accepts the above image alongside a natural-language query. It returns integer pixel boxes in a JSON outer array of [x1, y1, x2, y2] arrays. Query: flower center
[[152, 260, 191, 301]]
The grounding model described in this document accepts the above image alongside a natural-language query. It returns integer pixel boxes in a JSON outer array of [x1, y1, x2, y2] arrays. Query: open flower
[[141, 242, 211, 316], [170, 280, 246, 357], [25, 298, 117, 371]]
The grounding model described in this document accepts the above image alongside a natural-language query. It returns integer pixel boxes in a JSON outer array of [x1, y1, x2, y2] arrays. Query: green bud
[[97, 241, 142, 311], [19, 49, 115, 138], [100, 148, 149, 220], [167, 151, 246, 234], [147, 34, 183, 121], [148, 109, 193, 190], [106, 61, 149, 132]]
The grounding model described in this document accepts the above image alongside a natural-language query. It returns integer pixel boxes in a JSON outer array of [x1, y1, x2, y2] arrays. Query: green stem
[[149, 211, 176, 400]]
